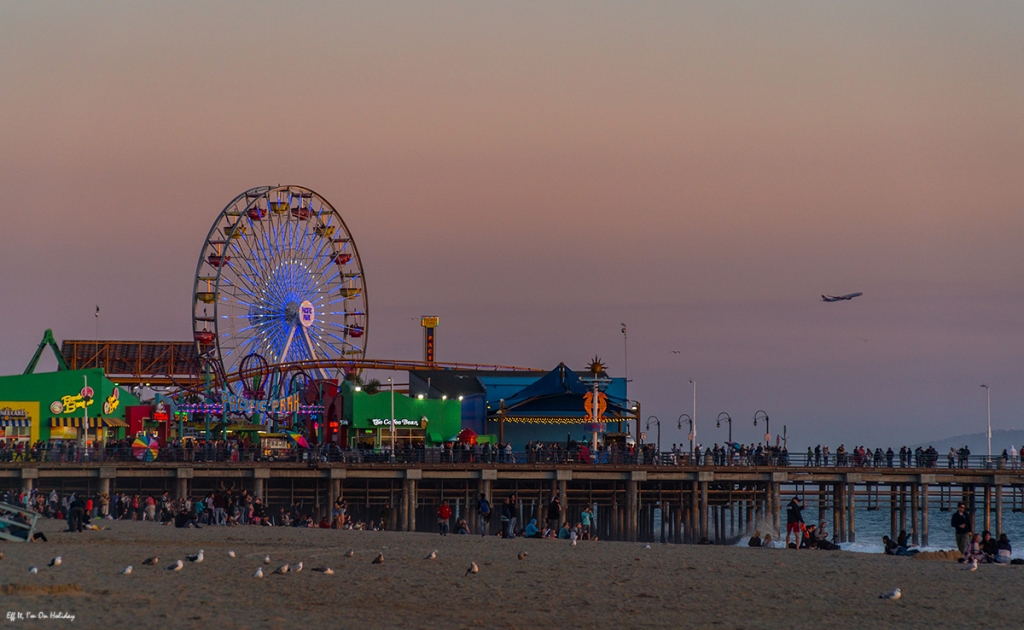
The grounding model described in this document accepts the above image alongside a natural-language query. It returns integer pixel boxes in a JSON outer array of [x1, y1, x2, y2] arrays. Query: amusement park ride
[[60, 186, 540, 442]]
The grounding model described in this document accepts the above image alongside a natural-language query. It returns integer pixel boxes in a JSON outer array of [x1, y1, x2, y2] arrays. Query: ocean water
[[730, 506, 1024, 557]]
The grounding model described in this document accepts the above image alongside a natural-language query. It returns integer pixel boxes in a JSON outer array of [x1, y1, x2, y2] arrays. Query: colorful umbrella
[[284, 431, 309, 449], [133, 435, 159, 461]]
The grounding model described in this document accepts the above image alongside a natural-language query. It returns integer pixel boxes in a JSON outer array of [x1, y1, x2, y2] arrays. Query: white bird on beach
[[345, 549, 355, 558], [312, 566, 334, 575], [879, 588, 901, 600], [425, 550, 438, 560], [48, 556, 62, 567], [465, 562, 479, 576], [254, 567, 264, 579], [120, 566, 133, 575], [293, 562, 303, 573], [965, 560, 978, 572], [187, 550, 204, 563], [28, 566, 38, 574], [272, 564, 290, 575], [228, 550, 236, 558], [167, 560, 184, 572], [263, 555, 271, 565], [142, 556, 159, 566], [642, 544, 651, 550], [372, 552, 384, 564], [570, 538, 577, 547]]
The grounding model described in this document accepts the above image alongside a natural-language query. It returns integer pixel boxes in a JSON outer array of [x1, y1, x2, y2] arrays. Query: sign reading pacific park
[[223, 390, 300, 415], [299, 300, 315, 328]]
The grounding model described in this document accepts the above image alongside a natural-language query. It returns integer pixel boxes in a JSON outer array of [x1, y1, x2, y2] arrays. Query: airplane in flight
[[821, 292, 863, 302]]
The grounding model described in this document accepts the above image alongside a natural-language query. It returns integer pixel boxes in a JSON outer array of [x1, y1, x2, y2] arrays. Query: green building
[[336, 382, 461, 449], [0, 368, 140, 444]]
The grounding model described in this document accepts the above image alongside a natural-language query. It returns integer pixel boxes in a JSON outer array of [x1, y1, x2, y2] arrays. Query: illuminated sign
[[50, 394, 95, 415], [0, 407, 28, 421], [300, 300, 315, 328], [370, 417, 429, 428], [102, 389, 120, 415], [420, 316, 439, 328], [223, 391, 300, 415]]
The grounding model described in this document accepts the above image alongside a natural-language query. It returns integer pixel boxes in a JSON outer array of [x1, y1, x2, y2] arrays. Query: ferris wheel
[[192, 186, 368, 387]]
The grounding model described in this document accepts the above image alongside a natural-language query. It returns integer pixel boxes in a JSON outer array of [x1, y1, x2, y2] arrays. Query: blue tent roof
[[495, 363, 630, 418]]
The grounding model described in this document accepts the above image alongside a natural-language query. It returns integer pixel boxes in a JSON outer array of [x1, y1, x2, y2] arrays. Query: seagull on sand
[[142, 556, 159, 566], [167, 560, 184, 572], [345, 549, 355, 558], [570, 539, 577, 547], [264, 555, 271, 565], [312, 566, 335, 575], [465, 562, 479, 576], [186, 550, 204, 563], [29, 566, 39, 574], [966, 559, 978, 572], [293, 562, 303, 573], [254, 567, 264, 579], [272, 564, 290, 575], [518, 551, 527, 560], [372, 552, 384, 564], [879, 588, 901, 600], [425, 550, 438, 560], [48, 556, 62, 567], [228, 550, 236, 558], [642, 544, 651, 549], [120, 566, 133, 575]]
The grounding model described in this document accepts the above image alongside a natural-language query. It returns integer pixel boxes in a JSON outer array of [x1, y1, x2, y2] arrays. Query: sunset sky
[[2, 2, 1022, 448]]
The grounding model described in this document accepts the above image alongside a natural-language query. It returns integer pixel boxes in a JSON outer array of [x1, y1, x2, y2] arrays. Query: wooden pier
[[3, 463, 1022, 543]]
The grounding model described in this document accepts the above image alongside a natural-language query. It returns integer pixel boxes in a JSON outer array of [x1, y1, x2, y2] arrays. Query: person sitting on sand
[[883, 536, 898, 555], [456, 519, 469, 535], [761, 534, 773, 548], [557, 522, 571, 539], [897, 529, 913, 549], [996, 534, 1012, 564], [748, 531, 762, 547], [525, 518, 542, 539], [964, 534, 990, 564], [800, 525, 817, 549], [173, 504, 202, 529], [981, 531, 999, 559]]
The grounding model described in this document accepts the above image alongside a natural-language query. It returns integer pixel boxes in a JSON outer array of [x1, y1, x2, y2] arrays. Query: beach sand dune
[[1, 520, 1021, 629]]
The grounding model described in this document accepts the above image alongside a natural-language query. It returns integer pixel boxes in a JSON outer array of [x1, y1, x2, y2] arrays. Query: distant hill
[[912, 430, 1024, 456]]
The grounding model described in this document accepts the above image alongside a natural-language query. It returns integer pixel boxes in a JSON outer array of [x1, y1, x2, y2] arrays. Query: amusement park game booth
[[333, 382, 461, 449], [0, 368, 139, 445]]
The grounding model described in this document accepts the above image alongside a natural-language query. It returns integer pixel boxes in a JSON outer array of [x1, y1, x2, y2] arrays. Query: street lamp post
[[981, 384, 991, 463], [646, 416, 661, 455], [716, 412, 732, 443], [753, 410, 770, 445], [689, 379, 696, 456], [389, 376, 395, 462], [678, 414, 693, 462]]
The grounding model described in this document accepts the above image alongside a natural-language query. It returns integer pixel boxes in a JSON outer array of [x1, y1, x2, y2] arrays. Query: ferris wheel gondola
[[192, 186, 368, 391]]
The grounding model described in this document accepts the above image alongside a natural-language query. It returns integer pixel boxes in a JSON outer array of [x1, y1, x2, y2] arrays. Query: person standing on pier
[[951, 502, 971, 554], [785, 496, 805, 549]]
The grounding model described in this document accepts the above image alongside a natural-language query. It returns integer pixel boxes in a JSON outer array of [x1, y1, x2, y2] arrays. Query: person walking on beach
[[437, 500, 452, 536], [785, 496, 805, 549], [477, 493, 491, 537], [951, 502, 972, 554]]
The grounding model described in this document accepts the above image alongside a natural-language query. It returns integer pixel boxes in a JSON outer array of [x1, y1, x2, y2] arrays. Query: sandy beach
[[0, 519, 1021, 629]]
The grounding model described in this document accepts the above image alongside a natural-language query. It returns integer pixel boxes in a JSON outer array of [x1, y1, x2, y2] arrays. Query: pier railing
[[0, 445, 1016, 470]]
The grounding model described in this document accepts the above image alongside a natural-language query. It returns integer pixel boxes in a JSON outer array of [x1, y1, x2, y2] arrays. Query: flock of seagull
[[7, 546, 509, 579]]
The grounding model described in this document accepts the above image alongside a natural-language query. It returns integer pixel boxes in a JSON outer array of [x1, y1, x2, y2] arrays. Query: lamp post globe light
[[753, 410, 770, 445], [716, 412, 732, 443], [646, 416, 661, 455]]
